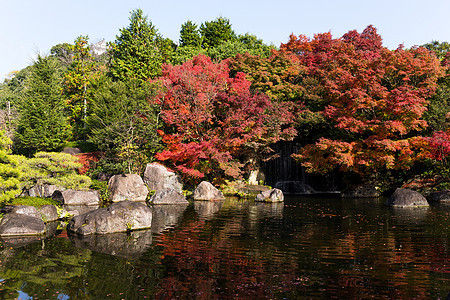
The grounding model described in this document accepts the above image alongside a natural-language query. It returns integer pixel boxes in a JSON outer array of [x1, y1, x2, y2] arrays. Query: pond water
[[0, 196, 448, 299]]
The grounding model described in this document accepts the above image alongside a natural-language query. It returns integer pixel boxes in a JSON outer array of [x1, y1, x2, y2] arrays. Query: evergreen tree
[[0, 130, 22, 203], [15, 55, 68, 155], [109, 9, 173, 81], [200, 17, 235, 49], [63, 35, 96, 140], [180, 20, 202, 48], [88, 78, 161, 174]]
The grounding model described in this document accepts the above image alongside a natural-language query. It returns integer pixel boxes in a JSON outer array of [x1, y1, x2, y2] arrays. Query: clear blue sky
[[1, 0, 449, 81]]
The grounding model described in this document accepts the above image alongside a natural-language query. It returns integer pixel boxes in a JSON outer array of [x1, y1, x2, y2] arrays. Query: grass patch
[[8, 197, 61, 208]]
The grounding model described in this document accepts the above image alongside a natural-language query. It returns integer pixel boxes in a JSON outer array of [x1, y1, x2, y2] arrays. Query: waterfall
[[263, 141, 342, 193]]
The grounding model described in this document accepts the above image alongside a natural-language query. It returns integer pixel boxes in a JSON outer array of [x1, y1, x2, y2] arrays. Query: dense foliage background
[[1, 8, 449, 201]]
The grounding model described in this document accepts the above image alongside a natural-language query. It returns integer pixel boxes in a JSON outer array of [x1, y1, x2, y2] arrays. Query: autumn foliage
[[282, 26, 444, 176], [152, 55, 295, 181]]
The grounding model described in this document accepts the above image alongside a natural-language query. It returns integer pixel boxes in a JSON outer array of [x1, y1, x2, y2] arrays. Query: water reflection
[[68, 229, 153, 258], [194, 200, 224, 219], [151, 203, 188, 234], [0, 196, 447, 299]]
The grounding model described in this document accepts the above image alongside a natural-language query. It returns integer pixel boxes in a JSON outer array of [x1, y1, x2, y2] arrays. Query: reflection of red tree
[[154, 218, 305, 299]]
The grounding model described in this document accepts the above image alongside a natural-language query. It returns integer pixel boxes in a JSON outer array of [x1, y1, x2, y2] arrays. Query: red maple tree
[[282, 26, 444, 177], [152, 55, 295, 182]]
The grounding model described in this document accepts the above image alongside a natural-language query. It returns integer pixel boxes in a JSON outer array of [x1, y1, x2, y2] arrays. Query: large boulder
[[341, 184, 380, 198], [143, 163, 183, 192], [149, 189, 188, 205], [0, 214, 45, 236], [52, 189, 100, 206], [28, 184, 64, 198], [6, 205, 42, 219], [108, 174, 149, 202], [62, 205, 99, 217], [67, 201, 152, 235], [39, 205, 58, 222], [274, 181, 315, 194], [385, 188, 429, 207], [255, 188, 284, 202], [427, 190, 450, 203], [193, 181, 225, 201]]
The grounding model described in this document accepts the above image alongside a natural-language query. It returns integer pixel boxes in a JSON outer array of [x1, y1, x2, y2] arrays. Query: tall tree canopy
[[200, 17, 235, 49], [179, 20, 202, 48], [282, 26, 444, 179], [109, 9, 173, 81], [15, 55, 68, 155]]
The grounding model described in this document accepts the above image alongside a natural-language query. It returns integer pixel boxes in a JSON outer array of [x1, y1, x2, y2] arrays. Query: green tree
[[63, 36, 96, 140], [200, 17, 235, 49], [15, 55, 68, 155], [88, 78, 160, 174], [0, 130, 22, 203], [109, 9, 172, 81], [206, 33, 275, 61], [180, 20, 202, 47], [20, 152, 91, 190]]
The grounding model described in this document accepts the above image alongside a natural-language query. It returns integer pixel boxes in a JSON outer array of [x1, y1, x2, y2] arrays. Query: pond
[[0, 196, 448, 299]]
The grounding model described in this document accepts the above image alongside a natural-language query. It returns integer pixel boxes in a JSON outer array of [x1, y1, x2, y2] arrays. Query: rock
[[108, 174, 149, 202], [193, 181, 225, 201], [255, 188, 284, 202], [52, 189, 100, 206], [149, 189, 188, 205], [341, 184, 380, 198], [69, 229, 153, 258], [8, 205, 42, 219], [143, 163, 183, 192], [385, 188, 429, 207], [28, 184, 64, 198], [63, 205, 99, 217], [62, 147, 82, 155], [274, 181, 315, 194], [0, 214, 46, 236], [151, 204, 188, 234], [96, 172, 112, 181], [39, 205, 58, 222], [67, 201, 152, 235], [427, 190, 450, 203]]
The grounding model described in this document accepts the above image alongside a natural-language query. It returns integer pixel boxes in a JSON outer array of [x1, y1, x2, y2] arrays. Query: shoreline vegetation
[[1, 9, 450, 206]]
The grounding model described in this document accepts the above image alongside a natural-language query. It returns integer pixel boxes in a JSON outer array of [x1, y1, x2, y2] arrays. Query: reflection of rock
[[63, 205, 99, 217], [151, 204, 188, 234], [68, 229, 153, 258], [193, 181, 225, 201], [0, 235, 43, 248], [342, 184, 380, 198], [255, 202, 284, 218], [274, 181, 315, 194], [390, 206, 429, 224], [67, 201, 152, 235], [149, 189, 188, 205], [0, 213, 45, 236], [255, 188, 284, 202], [386, 188, 429, 207], [108, 174, 149, 202], [427, 190, 450, 203], [194, 201, 224, 219]]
